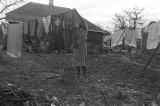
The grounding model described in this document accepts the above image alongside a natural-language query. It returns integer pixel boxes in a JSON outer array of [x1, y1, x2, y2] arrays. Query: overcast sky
[[31, 0, 160, 30]]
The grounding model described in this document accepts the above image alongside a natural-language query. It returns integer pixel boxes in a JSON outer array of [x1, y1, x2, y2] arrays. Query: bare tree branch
[[0, 0, 22, 14], [0, 17, 5, 21]]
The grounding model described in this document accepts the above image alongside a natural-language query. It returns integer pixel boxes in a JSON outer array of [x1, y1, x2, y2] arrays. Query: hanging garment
[[32, 19, 40, 51], [141, 27, 148, 51], [47, 16, 54, 51], [103, 35, 110, 42], [144, 24, 152, 33], [48, 15, 58, 51], [137, 29, 142, 39], [63, 11, 74, 49], [42, 17, 48, 33], [73, 28, 87, 67], [146, 22, 160, 49], [48, 15, 65, 51], [37, 20, 44, 38], [23, 23, 28, 35], [41, 17, 51, 52], [42, 16, 51, 34], [0, 25, 3, 55], [1, 23, 7, 36], [54, 16, 64, 51], [111, 30, 125, 47], [125, 30, 139, 47], [0, 23, 8, 51], [0, 25, 4, 45], [29, 20, 36, 36], [65, 11, 75, 49]]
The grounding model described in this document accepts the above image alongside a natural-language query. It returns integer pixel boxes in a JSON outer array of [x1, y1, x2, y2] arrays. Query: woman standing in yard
[[73, 24, 88, 80]]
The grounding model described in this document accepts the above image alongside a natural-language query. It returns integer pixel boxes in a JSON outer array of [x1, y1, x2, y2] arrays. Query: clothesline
[[23, 9, 88, 53], [111, 29, 142, 48]]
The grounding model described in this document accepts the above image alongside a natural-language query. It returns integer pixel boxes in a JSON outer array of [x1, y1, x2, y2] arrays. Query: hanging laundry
[[47, 16, 51, 24], [48, 15, 57, 51], [144, 24, 152, 33], [125, 30, 139, 47], [0, 23, 7, 46], [54, 16, 64, 51], [48, 13, 69, 51], [111, 30, 125, 47], [42, 16, 51, 34], [1, 24, 7, 36], [29, 20, 36, 36], [0, 25, 4, 55], [37, 9, 87, 52], [103, 35, 110, 42], [141, 30, 148, 51], [55, 17, 61, 26], [0, 25, 3, 45], [63, 11, 74, 49], [137, 29, 142, 39], [23, 23, 28, 35], [37, 20, 44, 38], [146, 22, 160, 49]]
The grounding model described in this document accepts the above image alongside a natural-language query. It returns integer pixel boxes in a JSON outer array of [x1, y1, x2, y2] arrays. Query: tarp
[[7, 22, 23, 58]]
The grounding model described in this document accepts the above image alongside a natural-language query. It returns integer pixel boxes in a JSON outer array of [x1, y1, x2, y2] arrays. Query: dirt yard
[[0, 52, 160, 106]]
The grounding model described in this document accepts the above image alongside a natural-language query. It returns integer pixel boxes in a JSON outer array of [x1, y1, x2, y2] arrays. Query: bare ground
[[0, 52, 160, 106]]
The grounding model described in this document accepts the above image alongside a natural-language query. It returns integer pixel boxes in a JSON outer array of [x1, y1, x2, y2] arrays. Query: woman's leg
[[82, 66, 87, 79], [77, 66, 80, 79]]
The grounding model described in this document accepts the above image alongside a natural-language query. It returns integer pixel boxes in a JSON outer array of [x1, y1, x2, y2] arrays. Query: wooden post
[[143, 42, 160, 71], [122, 37, 125, 50]]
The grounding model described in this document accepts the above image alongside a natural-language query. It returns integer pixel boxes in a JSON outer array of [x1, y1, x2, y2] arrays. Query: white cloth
[[125, 30, 139, 47], [111, 30, 125, 47], [1, 24, 7, 36], [137, 29, 142, 39], [42, 16, 51, 34], [145, 22, 160, 49], [103, 35, 110, 42], [7, 23, 23, 58], [55, 17, 61, 26]]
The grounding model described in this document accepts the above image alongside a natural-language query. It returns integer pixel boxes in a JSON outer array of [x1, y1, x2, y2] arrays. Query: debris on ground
[[0, 52, 160, 105]]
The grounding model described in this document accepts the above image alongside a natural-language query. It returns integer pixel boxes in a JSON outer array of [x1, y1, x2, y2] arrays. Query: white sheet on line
[[111, 30, 125, 47], [145, 22, 160, 49], [125, 30, 139, 47]]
